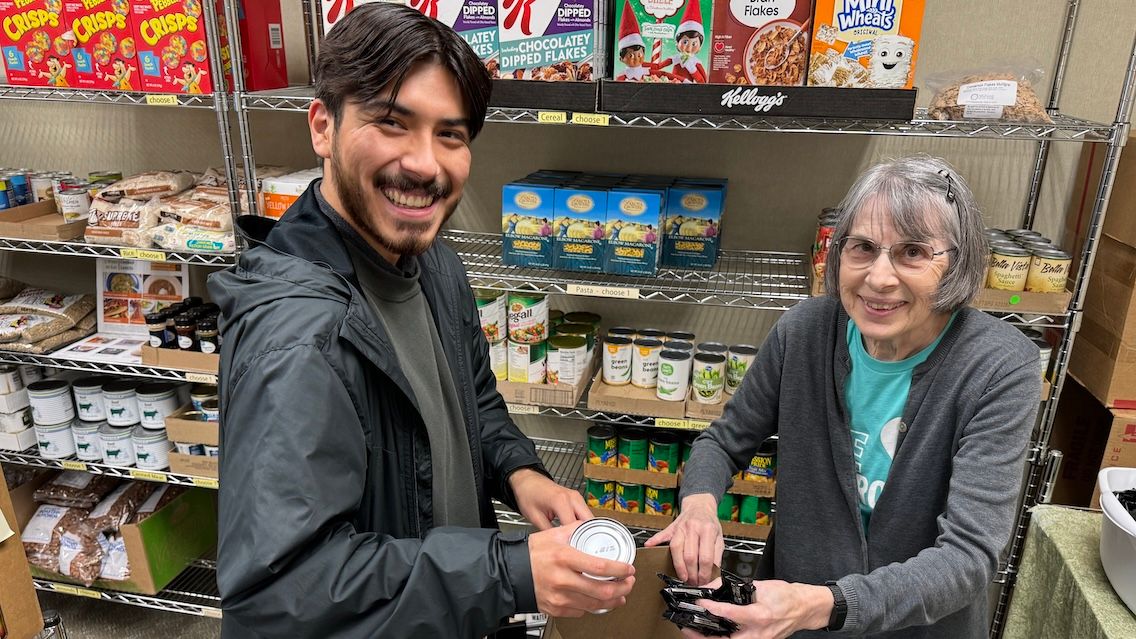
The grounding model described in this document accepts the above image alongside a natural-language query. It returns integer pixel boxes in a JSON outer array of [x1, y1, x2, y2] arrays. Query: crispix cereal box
[[553, 187, 607, 273], [408, 1, 498, 73], [129, 0, 214, 94], [502, 182, 556, 268], [1, 0, 79, 87], [497, 0, 595, 80], [64, 0, 139, 90]]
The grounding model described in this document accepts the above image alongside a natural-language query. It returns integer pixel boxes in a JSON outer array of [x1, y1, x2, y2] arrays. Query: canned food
[[692, 353, 727, 404], [585, 478, 615, 509], [618, 427, 648, 470], [554, 322, 596, 352], [35, 420, 75, 459], [615, 482, 644, 513], [136, 383, 180, 429], [661, 340, 693, 352], [813, 209, 838, 281], [88, 170, 123, 183], [488, 339, 507, 381], [133, 425, 172, 470], [547, 335, 587, 386], [666, 330, 696, 342], [27, 380, 74, 426], [475, 289, 506, 343], [696, 342, 728, 355], [656, 350, 692, 402], [99, 423, 136, 467], [507, 340, 546, 383], [568, 518, 636, 579], [563, 312, 601, 329], [58, 181, 92, 223], [0, 406, 30, 434], [602, 336, 633, 385], [718, 493, 739, 522], [72, 376, 110, 422], [587, 425, 618, 466], [0, 172, 28, 206], [726, 345, 759, 394], [30, 173, 56, 203], [0, 364, 23, 395], [1033, 338, 1052, 380], [1025, 247, 1071, 293], [987, 245, 1031, 291], [607, 326, 637, 340], [190, 384, 218, 412], [204, 444, 220, 457], [740, 496, 772, 526], [174, 441, 206, 455], [0, 176, 9, 210], [50, 175, 72, 214], [102, 379, 141, 427], [637, 328, 666, 341], [631, 338, 663, 388], [71, 420, 103, 461], [644, 485, 676, 516], [744, 446, 777, 483], [648, 431, 680, 474], [549, 309, 564, 329], [201, 399, 220, 422], [1006, 228, 1043, 239], [507, 292, 548, 343], [18, 365, 43, 386]]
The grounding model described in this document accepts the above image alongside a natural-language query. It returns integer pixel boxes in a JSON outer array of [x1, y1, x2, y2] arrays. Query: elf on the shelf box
[[612, 0, 711, 83]]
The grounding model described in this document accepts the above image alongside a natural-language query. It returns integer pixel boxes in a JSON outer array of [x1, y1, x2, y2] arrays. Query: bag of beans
[[34, 472, 120, 509]]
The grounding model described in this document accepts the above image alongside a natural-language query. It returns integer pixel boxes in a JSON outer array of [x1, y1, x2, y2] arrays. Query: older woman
[[648, 155, 1040, 638]]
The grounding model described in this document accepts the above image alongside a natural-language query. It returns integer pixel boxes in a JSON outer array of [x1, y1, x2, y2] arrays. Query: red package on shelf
[[129, 0, 214, 94], [63, 0, 140, 90], [0, 0, 80, 88]]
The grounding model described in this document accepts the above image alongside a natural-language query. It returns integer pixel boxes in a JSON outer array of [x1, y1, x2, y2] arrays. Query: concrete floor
[[35, 592, 220, 639]]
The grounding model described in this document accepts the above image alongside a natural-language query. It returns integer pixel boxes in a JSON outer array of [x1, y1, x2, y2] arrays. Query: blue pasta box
[[502, 183, 556, 268], [553, 188, 608, 273], [662, 185, 726, 269], [604, 188, 665, 277]]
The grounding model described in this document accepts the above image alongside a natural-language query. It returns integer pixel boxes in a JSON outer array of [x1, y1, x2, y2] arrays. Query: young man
[[208, 5, 634, 638]]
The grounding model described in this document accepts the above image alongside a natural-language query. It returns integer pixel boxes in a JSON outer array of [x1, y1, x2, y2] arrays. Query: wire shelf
[[0, 446, 217, 487], [0, 352, 208, 382], [0, 85, 216, 109], [0, 237, 235, 265], [34, 564, 221, 618]]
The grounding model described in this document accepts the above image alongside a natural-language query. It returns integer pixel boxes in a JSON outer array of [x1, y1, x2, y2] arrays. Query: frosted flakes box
[[612, 0, 712, 83], [0, 0, 79, 87], [64, 0, 139, 90], [807, 0, 925, 89], [497, 0, 594, 81], [605, 187, 664, 276], [709, 0, 812, 86], [130, 0, 214, 94], [662, 184, 724, 269], [408, 1, 498, 74], [552, 187, 607, 273], [502, 183, 555, 268]]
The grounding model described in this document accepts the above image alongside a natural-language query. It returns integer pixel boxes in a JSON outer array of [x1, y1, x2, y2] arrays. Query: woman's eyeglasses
[[838, 236, 957, 274]]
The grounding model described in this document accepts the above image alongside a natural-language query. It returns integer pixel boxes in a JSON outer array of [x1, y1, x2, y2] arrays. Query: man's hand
[[529, 522, 636, 618], [645, 493, 723, 585], [679, 580, 834, 639], [509, 467, 592, 530]]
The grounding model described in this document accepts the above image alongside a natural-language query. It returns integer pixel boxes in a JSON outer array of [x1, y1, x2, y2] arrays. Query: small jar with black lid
[[145, 312, 173, 348], [175, 314, 198, 351], [196, 317, 219, 354]]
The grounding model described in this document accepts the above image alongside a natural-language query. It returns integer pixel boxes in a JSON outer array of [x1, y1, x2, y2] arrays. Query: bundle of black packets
[[658, 570, 755, 636], [1116, 489, 1136, 520]]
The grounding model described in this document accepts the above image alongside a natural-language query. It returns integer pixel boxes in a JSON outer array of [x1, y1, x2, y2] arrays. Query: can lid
[[201, 399, 220, 411], [665, 331, 696, 341], [73, 419, 105, 432], [548, 335, 587, 350], [729, 344, 759, 356], [633, 338, 663, 348], [34, 420, 72, 432], [619, 427, 647, 440], [133, 424, 167, 439], [570, 518, 636, 569], [650, 431, 678, 445], [696, 342, 728, 353], [190, 384, 219, 397], [27, 379, 70, 394], [638, 328, 665, 338], [604, 335, 632, 346], [136, 382, 178, 397], [694, 352, 727, 364], [102, 379, 140, 394], [556, 323, 595, 336], [587, 425, 616, 439], [662, 340, 693, 352], [99, 423, 135, 436], [607, 326, 637, 336], [563, 312, 602, 326], [660, 349, 693, 361], [990, 244, 1030, 257], [1029, 247, 1071, 259]]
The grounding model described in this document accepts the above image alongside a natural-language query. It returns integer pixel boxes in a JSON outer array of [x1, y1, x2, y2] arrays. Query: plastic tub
[[1098, 467, 1136, 614]]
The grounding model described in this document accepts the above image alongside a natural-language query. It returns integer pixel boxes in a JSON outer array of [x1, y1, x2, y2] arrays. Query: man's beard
[[330, 144, 456, 258]]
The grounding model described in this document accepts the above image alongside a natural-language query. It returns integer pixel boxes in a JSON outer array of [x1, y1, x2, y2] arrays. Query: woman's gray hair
[[824, 155, 987, 313]]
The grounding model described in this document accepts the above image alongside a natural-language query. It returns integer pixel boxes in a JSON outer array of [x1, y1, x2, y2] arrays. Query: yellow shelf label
[[507, 403, 539, 415], [654, 418, 688, 430], [129, 469, 169, 483], [51, 584, 79, 596], [571, 112, 610, 127], [202, 607, 223, 619], [73, 586, 102, 599], [61, 460, 88, 471], [565, 283, 639, 300], [686, 420, 712, 430], [186, 372, 218, 385], [119, 248, 168, 261], [191, 476, 219, 489], [538, 111, 567, 124], [145, 94, 180, 107]]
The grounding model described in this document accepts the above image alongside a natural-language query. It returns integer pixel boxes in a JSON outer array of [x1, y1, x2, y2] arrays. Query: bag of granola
[[927, 63, 1053, 124]]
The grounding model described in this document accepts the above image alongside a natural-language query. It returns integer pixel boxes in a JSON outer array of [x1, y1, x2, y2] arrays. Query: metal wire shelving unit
[[0, 446, 217, 488], [0, 85, 215, 109], [0, 352, 214, 382], [0, 237, 236, 265], [32, 559, 221, 619]]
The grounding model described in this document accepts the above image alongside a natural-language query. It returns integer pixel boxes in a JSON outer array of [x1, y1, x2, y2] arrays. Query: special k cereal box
[[64, 0, 139, 90], [0, 0, 79, 87], [497, 0, 595, 81], [130, 0, 214, 94], [709, 0, 813, 86], [807, 0, 925, 89], [408, 1, 498, 74]]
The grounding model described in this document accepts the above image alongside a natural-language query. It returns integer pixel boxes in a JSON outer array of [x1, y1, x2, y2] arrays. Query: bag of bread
[[96, 171, 195, 202], [149, 222, 236, 253], [155, 195, 233, 232], [927, 64, 1052, 124], [21, 504, 88, 573], [34, 472, 120, 509], [85, 198, 164, 248]]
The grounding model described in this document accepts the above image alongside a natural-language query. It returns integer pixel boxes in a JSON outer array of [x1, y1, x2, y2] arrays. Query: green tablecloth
[[1004, 505, 1136, 639]]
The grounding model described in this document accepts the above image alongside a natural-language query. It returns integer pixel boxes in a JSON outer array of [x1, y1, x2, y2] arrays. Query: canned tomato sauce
[[987, 244, 1030, 291], [1025, 247, 1071, 293]]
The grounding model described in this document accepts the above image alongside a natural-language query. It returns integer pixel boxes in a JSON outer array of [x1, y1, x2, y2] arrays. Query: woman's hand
[[645, 493, 723, 585], [679, 580, 834, 639]]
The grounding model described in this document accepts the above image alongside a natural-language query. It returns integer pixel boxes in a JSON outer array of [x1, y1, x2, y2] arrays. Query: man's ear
[[309, 98, 334, 160]]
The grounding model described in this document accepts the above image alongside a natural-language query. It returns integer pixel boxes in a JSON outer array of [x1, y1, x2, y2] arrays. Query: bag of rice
[[149, 222, 236, 253], [0, 314, 72, 343], [96, 171, 195, 202], [0, 289, 95, 326]]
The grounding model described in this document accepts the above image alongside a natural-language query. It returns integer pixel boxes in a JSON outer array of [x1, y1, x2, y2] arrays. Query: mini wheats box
[[65, 0, 140, 90], [605, 188, 664, 276], [709, 0, 813, 86], [552, 187, 607, 273], [502, 183, 555, 268], [0, 0, 79, 87], [497, 0, 594, 80], [130, 0, 214, 94], [807, 0, 925, 89], [409, 0, 498, 74], [612, 0, 712, 83]]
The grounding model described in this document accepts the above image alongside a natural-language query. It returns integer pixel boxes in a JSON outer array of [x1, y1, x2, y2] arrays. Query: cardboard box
[[496, 356, 595, 408], [1069, 235, 1136, 408], [970, 287, 1073, 316], [168, 452, 217, 478], [0, 0, 79, 88], [17, 486, 218, 595], [685, 389, 726, 421], [164, 404, 218, 445], [729, 477, 775, 498], [1048, 378, 1113, 508], [0, 426, 36, 452], [807, 0, 926, 89], [719, 519, 771, 541], [583, 460, 679, 490], [0, 201, 86, 241], [587, 369, 687, 419], [64, 0, 140, 91], [709, 0, 812, 86], [502, 183, 555, 268], [1065, 135, 1136, 254], [611, 0, 711, 84], [587, 505, 673, 531], [497, 0, 596, 80], [0, 472, 44, 639], [1091, 407, 1136, 507], [0, 389, 29, 413], [140, 345, 219, 373], [130, 0, 221, 94], [227, 0, 287, 92], [553, 188, 608, 273]]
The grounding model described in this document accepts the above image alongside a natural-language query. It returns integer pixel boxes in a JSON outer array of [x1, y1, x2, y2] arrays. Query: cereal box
[[709, 0, 812, 86], [612, 0, 712, 83], [408, 1, 498, 73], [807, 0, 925, 89], [553, 187, 607, 273], [605, 187, 664, 276], [0, 0, 79, 87], [64, 0, 139, 90], [129, 0, 215, 94], [497, 0, 595, 80], [662, 184, 724, 269], [502, 182, 555, 268]]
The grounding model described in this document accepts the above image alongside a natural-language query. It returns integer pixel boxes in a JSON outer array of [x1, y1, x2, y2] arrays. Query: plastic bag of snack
[[0, 289, 95, 326], [0, 314, 72, 343], [927, 64, 1053, 124], [84, 197, 163, 248], [100, 533, 130, 581], [155, 195, 233, 232], [149, 222, 236, 253], [21, 504, 88, 573], [34, 472, 120, 509], [84, 481, 155, 533], [0, 276, 26, 300], [129, 485, 186, 524], [96, 171, 196, 202]]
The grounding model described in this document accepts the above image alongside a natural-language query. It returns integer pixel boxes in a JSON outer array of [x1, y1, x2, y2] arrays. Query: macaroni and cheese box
[[612, 0, 712, 83], [605, 188, 664, 276], [662, 184, 724, 269], [552, 187, 607, 273], [130, 0, 215, 94], [807, 0, 925, 89], [497, 0, 595, 80], [409, 0, 497, 72], [64, 0, 140, 91], [709, 0, 812, 86], [502, 183, 555, 268], [0, 0, 79, 87]]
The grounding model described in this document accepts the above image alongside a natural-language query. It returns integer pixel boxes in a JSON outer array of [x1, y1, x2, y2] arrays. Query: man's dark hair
[[314, 3, 492, 139]]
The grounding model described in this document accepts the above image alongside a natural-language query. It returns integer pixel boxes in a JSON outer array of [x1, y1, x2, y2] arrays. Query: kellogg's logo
[[514, 191, 541, 210], [681, 194, 708, 212], [620, 197, 647, 216], [566, 194, 593, 213], [837, 0, 897, 31], [721, 86, 787, 113]]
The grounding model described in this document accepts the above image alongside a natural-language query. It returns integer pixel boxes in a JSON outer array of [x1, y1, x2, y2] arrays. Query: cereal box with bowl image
[[552, 187, 607, 273], [129, 0, 214, 94], [612, 0, 712, 83], [807, 0, 925, 89], [497, 0, 595, 81], [605, 187, 665, 277], [0, 0, 79, 87], [502, 182, 555, 268], [408, 1, 498, 76], [662, 181, 725, 269], [709, 0, 813, 86], [64, 0, 140, 91]]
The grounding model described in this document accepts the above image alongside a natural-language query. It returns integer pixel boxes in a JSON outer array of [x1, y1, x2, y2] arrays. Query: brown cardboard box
[[1090, 407, 1136, 508], [0, 472, 45, 639], [970, 288, 1073, 316], [587, 369, 687, 419], [1069, 235, 1136, 408], [168, 453, 218, 479], [729, 478, 776, 498], [496, 357, 596, 409], [686, 389, 727, 421], [0, 201, 86, 241], [1048, 378, 1136, 508], [583, 461, 679, 490], [140, 345, 220, 375], [719, 519, 772, 541], [165, 405, 219, 446], [1065, 136, 1136, 256]]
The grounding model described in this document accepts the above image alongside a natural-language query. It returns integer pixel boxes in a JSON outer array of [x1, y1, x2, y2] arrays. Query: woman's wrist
[[801, 583, 836, 630]]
